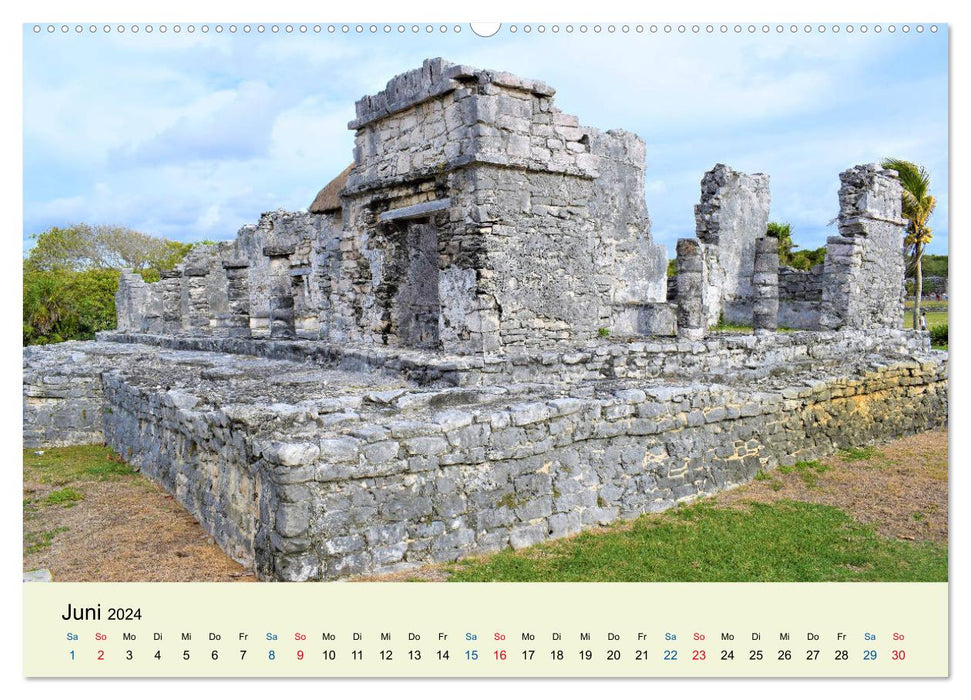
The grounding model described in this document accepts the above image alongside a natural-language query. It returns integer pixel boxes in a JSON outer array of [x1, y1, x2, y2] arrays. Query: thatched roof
[[309, 164, 354, 213]]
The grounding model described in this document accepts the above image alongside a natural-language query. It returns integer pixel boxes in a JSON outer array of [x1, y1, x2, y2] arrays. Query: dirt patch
[[714, 430, 948, 545], [23, 448, 255, 582]]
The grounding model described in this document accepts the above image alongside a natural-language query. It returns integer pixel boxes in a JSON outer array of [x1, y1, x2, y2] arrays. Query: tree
[[881, 158, 937, 331], [23, 224, 196, 345], [25, 224, 192, 278], [766, 221, 795, 266]]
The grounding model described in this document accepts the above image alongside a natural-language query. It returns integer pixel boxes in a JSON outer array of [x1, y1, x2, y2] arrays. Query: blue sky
[[22, 24, 949, 257]]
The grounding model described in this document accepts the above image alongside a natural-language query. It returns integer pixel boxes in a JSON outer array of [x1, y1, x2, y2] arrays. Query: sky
[[22, 23, 949, 257]]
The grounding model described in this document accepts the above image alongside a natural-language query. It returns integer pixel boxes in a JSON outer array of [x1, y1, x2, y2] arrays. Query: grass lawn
[[445, 500, 945, 582], [904, 310, 947, 329]]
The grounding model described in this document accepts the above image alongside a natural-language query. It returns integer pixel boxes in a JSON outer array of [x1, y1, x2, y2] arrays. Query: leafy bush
[[23, 223, 198, 345], [23, 268, 121, 345], [788, 246, 826, 271], [921, 254, 948, 278], [929, 322, 948, 348]]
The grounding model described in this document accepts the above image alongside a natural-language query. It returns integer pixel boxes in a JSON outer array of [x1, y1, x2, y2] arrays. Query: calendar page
[[16, 4, 953, 688]]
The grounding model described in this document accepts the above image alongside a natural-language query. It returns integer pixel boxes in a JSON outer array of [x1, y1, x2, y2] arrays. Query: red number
[[97, 650, 104, 661], [297, 650, 304, 661], [693, 650, 706, 661], [892, 650, 906, 661], [494, 650, 507, 660]]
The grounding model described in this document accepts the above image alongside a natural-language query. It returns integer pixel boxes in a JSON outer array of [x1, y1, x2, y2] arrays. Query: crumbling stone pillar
[[222, 259, 251, 338], [753, 236, 779, 334], [160, 269, 183, 334], [183, 264, 211, 335], [264, 244, 296, 340], [115, 270, 150, 332], [676, 238, 705, 340], [819, 164, 907, 330], [695, 164, 771, 327]]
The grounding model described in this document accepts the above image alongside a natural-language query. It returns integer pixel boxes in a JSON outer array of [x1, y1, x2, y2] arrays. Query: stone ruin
[[24, 59, 947, 580]]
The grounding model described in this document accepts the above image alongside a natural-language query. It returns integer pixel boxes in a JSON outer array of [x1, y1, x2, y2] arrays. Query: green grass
[[24, 446, 139, 561], [43, 487, 84, 507], [711, 321, 798, 334], [24, 527, 69, 555], [778, 460, 831, 488], [904, 310, 947, 330], [905, 300, 947, 312], [839, 446, 878, 461], [447, 500, 947, 582], [25, 445, 137, 485], [713, 321, 754, 332]]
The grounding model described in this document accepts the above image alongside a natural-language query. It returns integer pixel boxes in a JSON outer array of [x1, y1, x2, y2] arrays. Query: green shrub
[[929, 322, 948, 348], [23, 268, 121, 345]]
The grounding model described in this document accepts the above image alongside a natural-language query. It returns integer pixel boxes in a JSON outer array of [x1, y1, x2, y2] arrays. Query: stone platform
[[23, 330, 947, 580]]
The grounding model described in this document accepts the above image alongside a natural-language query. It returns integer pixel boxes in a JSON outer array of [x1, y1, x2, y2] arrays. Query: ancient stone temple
[[24, 58, 947, 581]]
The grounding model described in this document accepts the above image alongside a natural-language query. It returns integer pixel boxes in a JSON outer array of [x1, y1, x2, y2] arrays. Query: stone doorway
[[392, 221, 441, 348]]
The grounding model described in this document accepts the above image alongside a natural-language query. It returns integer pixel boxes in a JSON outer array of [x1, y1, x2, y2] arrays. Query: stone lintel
[[263, 244, 296, 258], [378, 198, 452, 223], [838, 214, 909, 233], [344, 155, 595, 200]]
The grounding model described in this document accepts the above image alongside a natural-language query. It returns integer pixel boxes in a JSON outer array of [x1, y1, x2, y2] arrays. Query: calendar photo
[[20, 19, 950, 678]]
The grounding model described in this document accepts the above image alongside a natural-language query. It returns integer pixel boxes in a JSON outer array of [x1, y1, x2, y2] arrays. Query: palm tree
[[881, 158, 937, 331], [766, 221, 795, 266]]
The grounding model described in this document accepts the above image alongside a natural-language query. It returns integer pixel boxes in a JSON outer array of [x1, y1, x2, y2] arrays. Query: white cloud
[[22, 28, 948, 257]]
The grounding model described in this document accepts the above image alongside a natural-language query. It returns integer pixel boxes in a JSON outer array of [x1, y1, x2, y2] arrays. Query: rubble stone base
[[23, 331, 947, 580]]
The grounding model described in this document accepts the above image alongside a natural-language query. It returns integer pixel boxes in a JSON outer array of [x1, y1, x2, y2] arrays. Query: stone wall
[[779, 265, 824, 300], [820, 164, 907, 330], [101, 373, 266, 566], [272, 357, 946, 580], [695, 164, 771, 327], [23, 342, 148, 448], [778, 264, 824, 329], [233, 210, 340, 339], [23, 337, 946, 580]]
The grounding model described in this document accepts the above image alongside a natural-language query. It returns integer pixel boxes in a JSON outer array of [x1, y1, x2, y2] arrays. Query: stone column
[[694, 164, 771, 327], [222, 259, 251, 338], [819, 164, 907, 330], [142, 284, 164, 334], [160, 269, 184, 334], [264, 244, 296, 340], [676, 238, 705, 340], [753, 236, 779, 334], [115, 269, 149, 333], [183, 264, 211, 335]]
